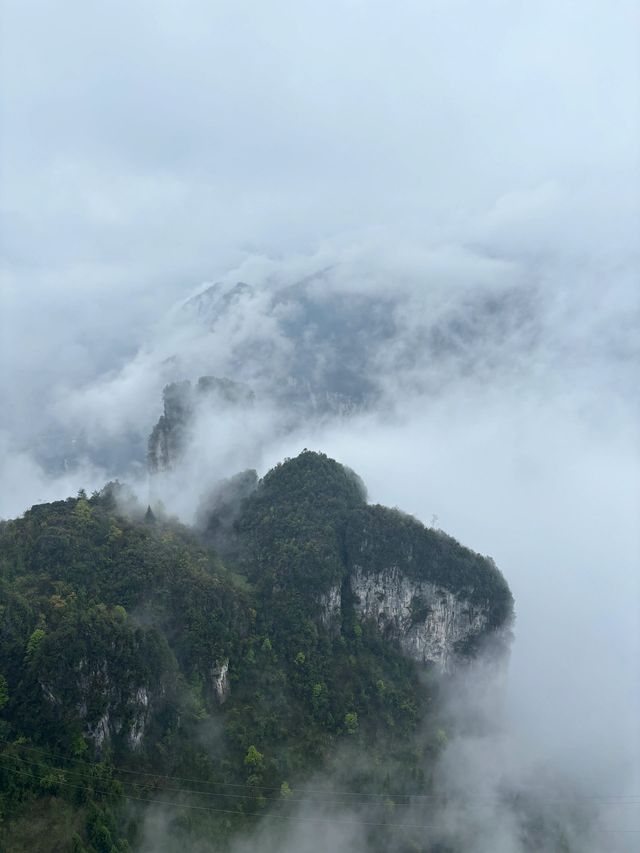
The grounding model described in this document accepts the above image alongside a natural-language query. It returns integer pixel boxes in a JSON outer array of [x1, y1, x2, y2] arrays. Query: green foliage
[[243, 745, 263, 767], [0, 450, 514, 853], [188, 675, 209, 721], [237, 450, 366, 599], [344, 711, 359, 734], [435, 728, 448, 747], [25, 627, 46, 662], [113, 605, 126, 622], [71, 833, 88, 853], [280, 781, 293, 799], [73, 498, 93, 526], [344, 504, 514, 630], [72, 733, 88, 758], [311, 681, 329, 718], [86, 803, 116, 852]]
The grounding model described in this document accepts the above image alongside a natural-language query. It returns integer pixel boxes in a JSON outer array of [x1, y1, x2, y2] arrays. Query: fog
[[1, 0, 639, 850], [278, 386, 639, 850]]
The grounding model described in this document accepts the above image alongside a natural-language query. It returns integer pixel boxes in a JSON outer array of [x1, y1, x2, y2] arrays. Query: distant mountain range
[[34, 262, 535, 486]]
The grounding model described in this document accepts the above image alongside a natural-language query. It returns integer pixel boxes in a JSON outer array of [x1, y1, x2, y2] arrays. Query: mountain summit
[[201, 451, 512, 672]]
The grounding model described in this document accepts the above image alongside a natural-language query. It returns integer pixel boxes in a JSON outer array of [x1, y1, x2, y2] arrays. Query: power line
[[13, 749, 636, 815], [1, 738, 639, 806], [0, 751, 407, 810], [0, 739, 411, 801], [0, 760, 455, 831], [1, 759, 639, 835]]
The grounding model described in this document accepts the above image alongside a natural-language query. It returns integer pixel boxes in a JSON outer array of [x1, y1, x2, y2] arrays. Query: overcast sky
[[1, 0, 638, 430]]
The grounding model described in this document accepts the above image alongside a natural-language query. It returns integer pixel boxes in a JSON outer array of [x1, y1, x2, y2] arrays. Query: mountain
[[148, 377, 255, 473], [0, 452, 512, 852], [179, 269, 534, 415], [35, 257, 536, 480], [198, 451, 512, 670], [143, 269, 535, 476]]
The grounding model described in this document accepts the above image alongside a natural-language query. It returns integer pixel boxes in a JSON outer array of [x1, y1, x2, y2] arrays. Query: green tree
[[25, 627, 45, 662], [280, 781, 293, 799], [344, 712, 358, 734], [244, 745, 264, 767]]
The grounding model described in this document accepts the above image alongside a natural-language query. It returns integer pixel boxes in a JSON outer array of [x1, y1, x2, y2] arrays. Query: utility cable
[[0, 759, 638, 836]]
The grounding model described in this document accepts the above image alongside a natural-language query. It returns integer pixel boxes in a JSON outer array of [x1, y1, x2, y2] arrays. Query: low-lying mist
[[1, 196, 638, 851]]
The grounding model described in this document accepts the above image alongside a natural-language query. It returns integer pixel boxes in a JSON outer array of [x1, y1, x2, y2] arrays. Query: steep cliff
[[148, 376, 254, 472], [350, 570, 489, 671], [218, 452, 513, 672], [344, 503, 513, 669]]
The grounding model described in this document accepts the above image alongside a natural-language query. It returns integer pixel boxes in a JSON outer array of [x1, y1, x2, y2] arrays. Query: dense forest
[[0, 452, 513, 852]]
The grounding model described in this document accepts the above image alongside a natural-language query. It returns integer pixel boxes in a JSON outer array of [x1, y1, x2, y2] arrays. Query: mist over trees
[[0, 453, 518, 852]]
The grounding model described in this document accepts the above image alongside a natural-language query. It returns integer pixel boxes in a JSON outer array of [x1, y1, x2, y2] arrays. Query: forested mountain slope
[[0, 452, 512, 852]]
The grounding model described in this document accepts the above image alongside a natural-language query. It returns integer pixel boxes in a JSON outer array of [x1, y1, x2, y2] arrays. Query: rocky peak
[[148, 375, 254, 473]]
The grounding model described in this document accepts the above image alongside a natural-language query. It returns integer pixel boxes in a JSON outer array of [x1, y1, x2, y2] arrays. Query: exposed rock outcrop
[[317, 569, 501, 673], [42, 657, 154, 753], [350, 566, 489, 672], [147, 380, 193, 473], [148, 376, 254, 473], [235, 451, 513, 675], [318, 584, 342, 634], [340, 502, 513, 672], [211, 658, 230, 703]]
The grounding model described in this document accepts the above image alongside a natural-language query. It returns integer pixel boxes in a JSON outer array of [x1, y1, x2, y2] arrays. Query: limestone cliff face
[[350, 567, 489, 672], [318, 584, 343, 634], [236, 452, 513, 675], [40, 657, 155, 752], [211, 658, 230, 703], [318, 569, 497, 673], [334, 503, 513, 673]]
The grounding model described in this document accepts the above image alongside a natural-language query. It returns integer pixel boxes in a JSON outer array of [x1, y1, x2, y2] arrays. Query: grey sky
[[1, 1, 638, 430], [2, 0, 637, 277]]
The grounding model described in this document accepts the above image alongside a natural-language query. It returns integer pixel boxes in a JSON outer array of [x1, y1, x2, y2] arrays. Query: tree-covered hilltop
[[344, 504, 513, 631], [0, 452, 513, 852], [205, 451, 512, 657]]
